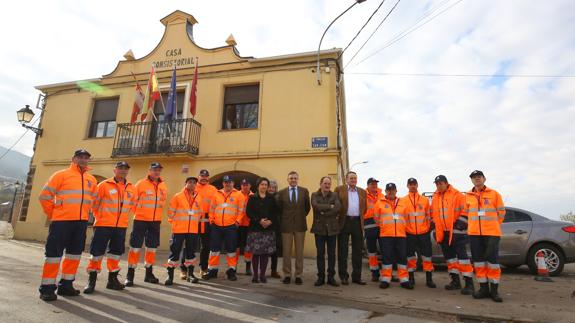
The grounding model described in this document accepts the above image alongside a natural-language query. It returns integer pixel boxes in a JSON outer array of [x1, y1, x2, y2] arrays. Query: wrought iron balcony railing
[[112, 118, 201, 157]]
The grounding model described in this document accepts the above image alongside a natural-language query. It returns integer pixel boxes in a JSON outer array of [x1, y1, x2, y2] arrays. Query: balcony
[[112, 118, 201, 157]]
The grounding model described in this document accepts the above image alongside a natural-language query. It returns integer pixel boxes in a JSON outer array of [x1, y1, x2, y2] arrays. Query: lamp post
[[9, 181, 20, 223], [316, 0, 368, 85], [350, 160, 369, 170], [16, 105, 43, 136]]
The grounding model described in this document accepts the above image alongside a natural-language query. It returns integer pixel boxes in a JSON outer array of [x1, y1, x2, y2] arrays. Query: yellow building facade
[[14, 10, 350, 257]]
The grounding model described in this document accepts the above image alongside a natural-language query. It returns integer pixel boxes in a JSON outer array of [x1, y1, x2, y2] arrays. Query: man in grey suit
[[276, 171, 311, 285], [334, 171, 367, 285]]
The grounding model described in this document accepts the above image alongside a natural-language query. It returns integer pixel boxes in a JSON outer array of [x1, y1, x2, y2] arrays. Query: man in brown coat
[[276, 171, 311, 285], [334, 171, 367, 285]]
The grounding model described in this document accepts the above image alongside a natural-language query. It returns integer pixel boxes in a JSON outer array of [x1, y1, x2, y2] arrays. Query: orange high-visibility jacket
[[195, 183, 217, 233], [134, 177, 168, 222], [167, 188, 204, 234], [464, 186, 505, 236], [196, 183, 218, 213], [209, 189, 245, 227], [92, 177, 137, 228], [39, 163, 98, 221], [401, 192, 431, 235], [238, 191, 254, 227], [374, 197, 408, 238], [364, 188, 383, 220], [430, 185, 466, 244]]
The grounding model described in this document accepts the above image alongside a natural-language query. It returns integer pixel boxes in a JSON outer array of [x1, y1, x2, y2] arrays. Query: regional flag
[[189, 58, 199, 117], [130, 82, 145, 123]]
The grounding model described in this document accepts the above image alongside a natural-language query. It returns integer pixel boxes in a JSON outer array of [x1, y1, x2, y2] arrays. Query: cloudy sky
[[1, 0, 574, 219]]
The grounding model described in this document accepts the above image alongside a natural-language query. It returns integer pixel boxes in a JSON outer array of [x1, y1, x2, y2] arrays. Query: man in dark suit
[[276, 171, 311, 285], [334, 171, 367, 285]]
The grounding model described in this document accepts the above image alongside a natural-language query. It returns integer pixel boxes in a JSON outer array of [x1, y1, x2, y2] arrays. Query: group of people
[[309, 170, 505, 303], [37, 148, 505, 305]]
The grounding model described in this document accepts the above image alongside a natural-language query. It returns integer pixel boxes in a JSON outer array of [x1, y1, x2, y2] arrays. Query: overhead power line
[[0, 117, 40, 161], [338, 0, 388, 59], [345, 0, 402, 68], [347, 72, 575, 78], [354, 0, 466, 67]]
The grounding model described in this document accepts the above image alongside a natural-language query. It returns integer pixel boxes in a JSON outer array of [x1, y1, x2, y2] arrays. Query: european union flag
[[165, 66, 177, 121]]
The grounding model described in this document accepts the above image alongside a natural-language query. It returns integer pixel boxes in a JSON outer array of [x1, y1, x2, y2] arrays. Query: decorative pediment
[[104, 10, 248, 78]]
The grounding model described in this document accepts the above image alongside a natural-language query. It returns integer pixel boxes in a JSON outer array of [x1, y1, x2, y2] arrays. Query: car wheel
[[527, 243, 565, 276]]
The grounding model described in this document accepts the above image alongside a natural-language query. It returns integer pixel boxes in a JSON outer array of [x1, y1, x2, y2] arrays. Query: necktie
[[291, 187, 296, 203]]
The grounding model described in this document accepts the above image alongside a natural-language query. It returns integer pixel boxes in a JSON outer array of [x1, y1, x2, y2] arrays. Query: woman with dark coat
[[246, 177, 280, 283]]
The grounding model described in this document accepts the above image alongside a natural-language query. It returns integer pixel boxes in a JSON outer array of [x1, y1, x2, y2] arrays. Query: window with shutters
[[222, 84, 259, 130], [89, 98, 119, 138]]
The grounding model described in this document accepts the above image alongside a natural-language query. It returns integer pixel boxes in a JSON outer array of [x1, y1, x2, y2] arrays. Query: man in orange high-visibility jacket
[[364, 177, 383, 281], [202, 175, 245, 281], [38, 149, 98, 301], [401, 177, 436, 288], [236, 179, 254, 275], [84, 161, 137, 294], [125, 162, 168, 286], [465, 170, 505, 302], [373, 183, 413, 290], [165, 177, 204, 285], [190, 169, 218, 279], [430, 175, 474, 295]]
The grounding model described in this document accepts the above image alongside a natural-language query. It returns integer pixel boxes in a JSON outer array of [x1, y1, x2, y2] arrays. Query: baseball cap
[[74, 149, 91, 157], [241, 179, 250, 185], [150, 162, 163, 169], [469, 170, 485, 178], [434, 175, 448, 183], [199, 169, 209, 176], [367, 177, 379, 185], [115, 161, 130, 169], [185, 176, 198, 183], [407, 178, 418, 185], [385, 183, 397, 190], [222, 175, 233, 182]]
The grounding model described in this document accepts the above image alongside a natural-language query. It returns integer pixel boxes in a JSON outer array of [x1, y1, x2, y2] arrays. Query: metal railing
[[112, 118, 201, 157]]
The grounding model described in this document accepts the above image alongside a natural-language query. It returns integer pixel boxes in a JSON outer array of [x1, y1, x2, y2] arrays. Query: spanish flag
[[141, 65, 160, 121]]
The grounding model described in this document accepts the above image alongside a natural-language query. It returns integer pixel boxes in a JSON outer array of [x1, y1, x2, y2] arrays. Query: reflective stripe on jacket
[[374, 197, 407, 238], [464, 186, 505, 236], [134, 177, 168, 222], [401, 192, 431, 235], [167, 189, 204, 233], [92, 177, 137, 228], [209, 189, 245, 227], [39, 163, 98, 221], [364, 188, 383, 220], [430, 185, 466, 245]]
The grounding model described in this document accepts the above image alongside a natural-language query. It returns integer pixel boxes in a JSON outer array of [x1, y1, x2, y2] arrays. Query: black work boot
[[379, 281, 390, 289], [83, 271, 98, 294], [445, 273, 462, 290], [490, 283, 503, 302], [226, 268, 238, 281], [408, 272, 415, 286], [202, 269, 218, 280], [144, 266, 159, 284], [39, 291, 57, 301], [106, 272, 125, 290], [461, 276, 475, 295], [245, 262, 252, 276], [125, 268, 135, 287], [187, 266, 199, 284], [165, 267, 175, 286], [473, 282, 490, 299], [425, 271, 437, 288], [57, 280, 81, 296], [400, 281, 414, 289]]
